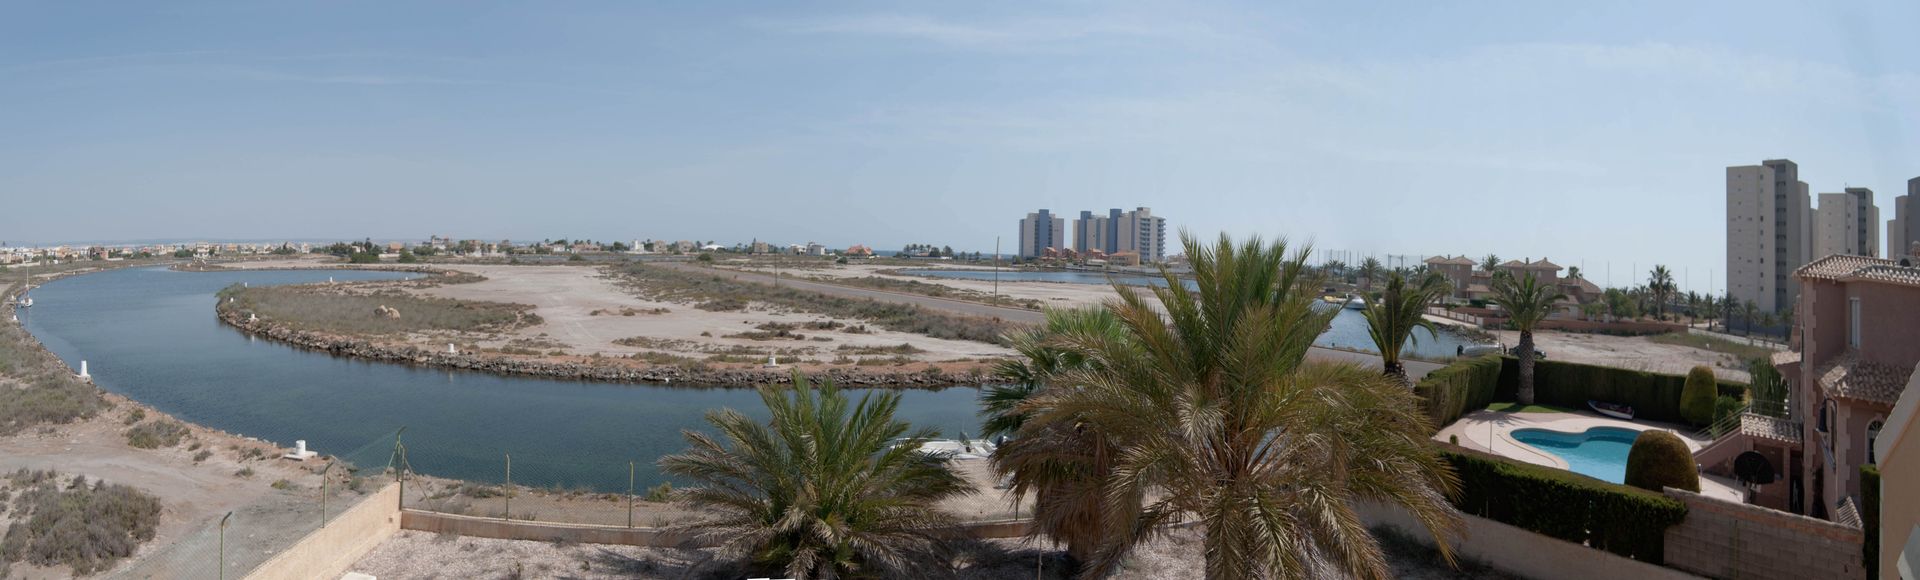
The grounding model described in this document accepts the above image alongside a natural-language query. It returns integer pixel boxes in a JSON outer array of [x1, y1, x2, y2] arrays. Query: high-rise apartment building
[[1073, 209, 1123, 255], [1727, 159, 1812, 312], [1070, 207, 1167, 262], [1017, 209, 1065, 259], [1814, 187, 1879, 259], [1891, 178, 1920, 260]]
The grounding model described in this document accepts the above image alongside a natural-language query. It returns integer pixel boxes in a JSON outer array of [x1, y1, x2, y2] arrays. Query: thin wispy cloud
[[748, 13, 1254, 52]]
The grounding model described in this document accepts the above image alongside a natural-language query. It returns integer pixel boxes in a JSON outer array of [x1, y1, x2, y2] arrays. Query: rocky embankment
[[215, 306, 987, 388]]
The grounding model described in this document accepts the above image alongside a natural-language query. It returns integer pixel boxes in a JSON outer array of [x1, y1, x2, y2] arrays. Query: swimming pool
[[1508, 427, 1643, 483]]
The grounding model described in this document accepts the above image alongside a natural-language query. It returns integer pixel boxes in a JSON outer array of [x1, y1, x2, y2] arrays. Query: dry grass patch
[[219, 284, 538, 335]]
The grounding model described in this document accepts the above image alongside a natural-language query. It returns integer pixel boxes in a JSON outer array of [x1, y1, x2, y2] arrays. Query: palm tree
[[1646, 265, 1675, 320], [1362, 271, 1453, 381], [1359, 256, 1384, 290], [1015, 233, 1463, 579], [1481, 253, 1501, 274], [980, 307, 1131, 567], [659, 374, 971, 579], [1739, 300, 1759, 336], [1489, 270, 1565, 406], [1718, 293, 1737, 333], [1567, 265, 1582, 280]]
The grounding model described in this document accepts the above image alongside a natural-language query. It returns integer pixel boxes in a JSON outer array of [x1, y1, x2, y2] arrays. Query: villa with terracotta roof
[[1697, 254, 1920, 523], [1422, 255, 1602, 304]]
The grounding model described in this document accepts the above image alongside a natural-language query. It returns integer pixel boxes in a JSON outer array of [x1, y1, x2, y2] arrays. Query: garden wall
[[1662, 488, 1866, 580], [399, 510, 1033, 548], [1357, 502, 1699, 580], [246, 483, 401, 580]]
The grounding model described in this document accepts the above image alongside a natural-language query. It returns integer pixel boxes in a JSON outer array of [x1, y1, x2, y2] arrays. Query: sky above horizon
[[5, 1, 1918, 293]]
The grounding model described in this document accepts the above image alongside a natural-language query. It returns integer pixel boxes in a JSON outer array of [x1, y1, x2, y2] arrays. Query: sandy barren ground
[[729, 262, 1126, 310], [0, 393, 365, 579], [1489, 328, 1754, 382]]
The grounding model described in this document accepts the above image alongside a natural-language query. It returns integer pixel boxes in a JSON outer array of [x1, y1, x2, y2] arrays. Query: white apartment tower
[[1813, 187, 1879, 259], [1726, 159, 1812, 313], [1017, 209, 1066, 259]]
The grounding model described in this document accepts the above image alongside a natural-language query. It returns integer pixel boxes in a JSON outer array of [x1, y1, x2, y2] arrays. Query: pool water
[[1509, 427, 1643, 483]]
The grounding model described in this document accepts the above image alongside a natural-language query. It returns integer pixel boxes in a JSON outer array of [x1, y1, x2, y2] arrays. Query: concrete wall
[[246, 483, 402, 580], [1663, 488, 1865, 580], [1357, 502, 1701, 580], [401, 510, 1033, 548]]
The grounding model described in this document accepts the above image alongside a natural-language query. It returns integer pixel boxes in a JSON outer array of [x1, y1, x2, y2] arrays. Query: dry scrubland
[[725, 260, 1125, 311], [1489, 327, 1763, 382], [219, 282, 539, 336]]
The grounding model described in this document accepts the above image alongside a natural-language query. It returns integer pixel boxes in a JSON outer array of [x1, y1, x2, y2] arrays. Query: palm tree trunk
[[1384, 361, 1408, 386], [1517, 330, 1536, 405]]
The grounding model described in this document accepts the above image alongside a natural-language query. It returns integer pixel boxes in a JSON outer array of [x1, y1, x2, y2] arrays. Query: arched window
[[1867, 419, 1884, 465]]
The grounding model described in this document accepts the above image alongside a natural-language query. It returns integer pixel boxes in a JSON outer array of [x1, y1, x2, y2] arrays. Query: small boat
[[1343, 294, 1367, 310], [1588, 400, 1635, 420]]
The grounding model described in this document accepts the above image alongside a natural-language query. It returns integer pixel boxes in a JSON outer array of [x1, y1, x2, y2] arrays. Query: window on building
[[1868, 419, 1884, 464], [1848, 297, 1862, 348]]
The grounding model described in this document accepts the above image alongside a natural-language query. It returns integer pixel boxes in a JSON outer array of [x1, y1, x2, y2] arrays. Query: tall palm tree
[[1741, 299, 1759, 336], [1489, 270, 1565, 406], [1362, 271, 1453, 381], [659, 375, 971, 580], [1646, 265, 1675, 320], [1718, 293, 1737, 333], [980, 307, 1131, 567], [1481, 253, 1501, 274], [1359, 256, 1384, 290], [1567, 265, 1583, 280], [1016, 233, 1463, 579]]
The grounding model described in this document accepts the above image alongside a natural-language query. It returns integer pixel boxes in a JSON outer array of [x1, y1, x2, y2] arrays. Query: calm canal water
[[21, 267, 984, 490], [900, 269, 1470, 358]]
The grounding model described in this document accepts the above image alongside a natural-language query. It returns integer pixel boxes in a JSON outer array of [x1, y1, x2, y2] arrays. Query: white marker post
[[78, 360, 90, 379]]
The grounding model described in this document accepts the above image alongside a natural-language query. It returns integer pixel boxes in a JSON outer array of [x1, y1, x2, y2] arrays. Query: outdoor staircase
[[1691, 401, 1798, 470]]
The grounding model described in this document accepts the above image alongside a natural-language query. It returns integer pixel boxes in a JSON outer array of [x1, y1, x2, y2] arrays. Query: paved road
[[659, 263, 1442, 381]]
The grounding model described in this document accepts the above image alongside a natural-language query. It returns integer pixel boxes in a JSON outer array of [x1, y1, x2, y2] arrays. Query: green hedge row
[[1863, 465, 1881, 580], [1413, 354, 1504, 431], [1494, 358, 1748, 425], [1441, 446, 1687, 563]]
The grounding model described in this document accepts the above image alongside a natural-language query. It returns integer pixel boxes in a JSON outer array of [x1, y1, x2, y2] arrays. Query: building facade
[[1816, 188, 1881, 259], [1728, 159, 1814, 313], [1794, 256, 1920, 521], [1069, 207, 1168, 262], [1890, 178, 1920, 260], [1017, 209, 1066, 259]]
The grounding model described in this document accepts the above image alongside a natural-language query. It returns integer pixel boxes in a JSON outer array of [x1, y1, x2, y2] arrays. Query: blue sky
[[4, 1, 1917, 293]]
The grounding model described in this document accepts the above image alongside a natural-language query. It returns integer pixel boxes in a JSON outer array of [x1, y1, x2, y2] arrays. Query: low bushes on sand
[[218, 284, 537, 335], [124, 420, 189, 449], [0, 470, 162, 575], [620, 265, 1013, 345]]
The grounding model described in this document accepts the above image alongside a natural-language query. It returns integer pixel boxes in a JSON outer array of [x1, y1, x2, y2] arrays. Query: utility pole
[[993, 237, 1001, 306]]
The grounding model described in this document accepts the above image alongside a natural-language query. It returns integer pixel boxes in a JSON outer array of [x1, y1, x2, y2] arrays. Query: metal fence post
[[627, 461, 635, 528], [504, 452, 512, 521], [218, 511, 232, 580]]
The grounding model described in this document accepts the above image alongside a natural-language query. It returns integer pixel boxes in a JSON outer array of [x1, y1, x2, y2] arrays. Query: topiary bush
[[1679, 366, 1717, 426], [1624, 430, 1699, 493]]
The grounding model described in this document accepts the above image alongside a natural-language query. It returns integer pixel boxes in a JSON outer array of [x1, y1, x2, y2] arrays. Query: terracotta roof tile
[[1840, 265, 1920, 289], [1796, 254, 1899, 282], [1815, 349, 1913, 406], [1740, 414, 1800, 444]]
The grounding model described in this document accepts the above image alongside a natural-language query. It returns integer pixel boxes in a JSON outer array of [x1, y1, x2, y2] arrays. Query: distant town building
[[1422, 255, 1599, 304], [1814, 187, 1879, 259], [1728, 159, 1814, 313], [1017, 209, 1066, 259], [844, 245, 874, 258], [1071, 207, 1167, 263]]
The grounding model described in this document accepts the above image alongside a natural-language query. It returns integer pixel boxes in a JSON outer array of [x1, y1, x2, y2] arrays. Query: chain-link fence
[[392, 434, 1030, 530], [113, 429, 405, 579]]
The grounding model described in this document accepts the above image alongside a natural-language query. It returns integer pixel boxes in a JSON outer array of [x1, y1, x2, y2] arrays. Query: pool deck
[[1437, 409, 1745, 503]]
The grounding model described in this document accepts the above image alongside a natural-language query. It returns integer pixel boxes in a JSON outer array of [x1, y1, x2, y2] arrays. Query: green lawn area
[[1646, 331, 1774, 360], [1485, 401, 1581, 414]]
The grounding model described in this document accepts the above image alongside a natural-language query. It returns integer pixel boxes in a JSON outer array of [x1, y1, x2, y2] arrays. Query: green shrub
[[1411, 354, 1503, 431], [1442, 445, 1686, 562], [123, 420, 188, 449], [1679, 366, 1717, 426], [1624, 430, 1699, 493], [1709, 396, 1744, 436], [644, 481, 673, 503], [1495, 358, 1748, 424], [0, 470, 162, 575], [1864, 465, 1881, 579]]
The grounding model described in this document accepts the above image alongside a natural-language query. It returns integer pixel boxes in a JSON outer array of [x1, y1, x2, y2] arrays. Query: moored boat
[[1588, 400, 1635, 420]]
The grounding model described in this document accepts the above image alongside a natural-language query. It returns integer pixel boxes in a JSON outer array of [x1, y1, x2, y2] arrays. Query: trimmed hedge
[[1863, 464, 1880, 580], [1624, 430, 1700, 492], [1412, 354, 1504, 431], [1679, 366, 1717, 426], [1496, 358, 1748, 424], [1441, 445, 1687, 563]]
